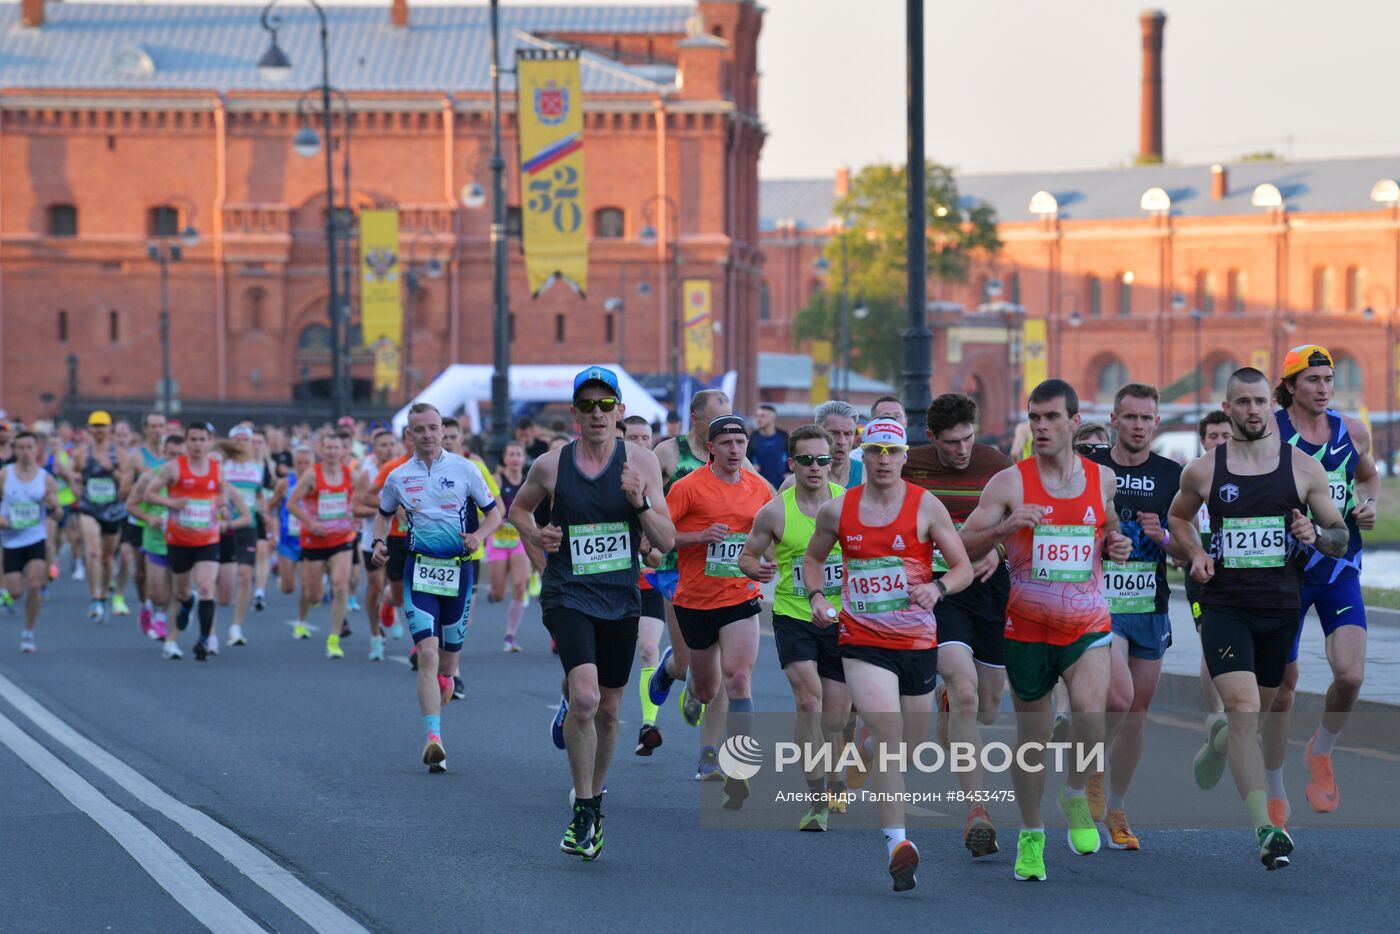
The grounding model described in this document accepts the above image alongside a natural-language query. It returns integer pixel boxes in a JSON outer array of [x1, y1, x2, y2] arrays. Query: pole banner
[[1022, 317, 1047, 399], [682, 279, 714, 379], [360, 208, 402, 348], [517, 49, 588, 296], [810, 340, 832, 406]]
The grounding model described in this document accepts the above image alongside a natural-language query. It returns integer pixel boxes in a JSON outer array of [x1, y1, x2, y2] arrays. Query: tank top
[[280, 471, 302, 544], [223, 458, 265, 531], [773, 482, 845, 620], [1276, 408, 1362, 584], [1, 464, 49, 549], [166, 456, 222, 547], [46, 449, 76, 506], [80, 444, 126, 523], [300, 463, 355, 549], [541, 440, 642, 619], [127, 447, 164, 529], [659, 436, 706, 572], [141, 486, 169, 556], [1201, 442, 1304, 610], [492, 471, 526, 548], [1004, 457, 1111, 646], [836, 481, 937, 651]]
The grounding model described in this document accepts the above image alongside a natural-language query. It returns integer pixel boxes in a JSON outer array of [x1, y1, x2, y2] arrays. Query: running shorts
[[638, 585, 665, 620], [839, 643, 937, 696], [1201, 604, 1299, 689], [120, 522, 143, 550], [218, 528, 258, 567], [772, 613, 845, 682], [652, 568, 680, 603], [168, 542, 221, 575], [542, 606, 640, 689], [674, 598, 761, 651], [385, 536, 408, 583], [301, 541, 354, 564], [1003, 631, 1113, 702], [404, 553, 474, 652], [1111, 612, 1172, 660], [933, 600, 1006, 667], [486, 541, 527, 562], [3, 541, 47, 575], [1290, 576, 1366, 664]]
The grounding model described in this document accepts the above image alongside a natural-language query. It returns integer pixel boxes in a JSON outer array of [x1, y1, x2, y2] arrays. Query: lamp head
[[256, 39, 293, 83]]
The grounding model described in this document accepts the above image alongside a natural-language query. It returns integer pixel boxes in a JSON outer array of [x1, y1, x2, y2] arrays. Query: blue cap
[[572, 365, 621, 400]]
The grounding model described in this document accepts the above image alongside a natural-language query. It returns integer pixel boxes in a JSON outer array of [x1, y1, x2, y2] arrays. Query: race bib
[[1195, 503, 1211, 545], [1103, 561, 1157, 614], [177, 499, 213, 530], [412, 556, 460, 596], [792, 552, 843, 598], [239, 486, 259, 514], [568, 522, 632, 575], [704, 533, 747, 578], [492, 524, 521, 549], [846, 556, 908, 613], [932, 522, 964, 573], [87, 477, 117, 504], [1221, 516, 1286, 568], [1326, 467, 1350, 515], [317, 491, 348, 521], [1031, 524, 1095, 582], [8, 501, 42, 530], [287, 514, 301, 537]]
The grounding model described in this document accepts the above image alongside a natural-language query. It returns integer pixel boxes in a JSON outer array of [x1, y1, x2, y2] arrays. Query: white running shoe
[[228, 625, 247, 646], [20, 632, 36, 654], [163, 642, 183, 660], [206, 634, 220, 655], [72, 562, 86, 582]]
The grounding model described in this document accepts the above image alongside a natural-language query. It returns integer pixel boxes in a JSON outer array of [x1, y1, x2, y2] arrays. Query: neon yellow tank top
[[772, 482, 845, 620]]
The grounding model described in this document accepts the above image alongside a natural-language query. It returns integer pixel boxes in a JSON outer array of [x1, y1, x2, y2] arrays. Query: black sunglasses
[[792, 453, 833, 467], [1075, 442, 1110, 456], [575, 398, 619, 414]]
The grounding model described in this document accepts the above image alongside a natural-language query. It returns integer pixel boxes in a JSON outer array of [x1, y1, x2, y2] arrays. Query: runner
[[442, 418, 501, 696], [622, 416, 671, 754], [365, 429, 412, 646], [784, 401, 863, 490], [288, 431, 356, 659], [40, 431, 80, 582], [118, 412, 166, 627], [740, 423, 851, 831], [959, 379, 1132, 882], [353, 428, 398, 661], [1187, 410, 1232, 789], [902, 393, 1013, 857], [506, 367, 672, 859], [70, 410, 133, 621], [748, 403, 790, 490], [125, 433, 186, 650], [1167, 365, 1347, 870], [1262, 344, 1379, 826], [805, 418, 972, 891], [489, 440, 531, 652], [273, 445, 314, 624], [250, 429, 279, 612], [1, 431, 60, 652], [217, 426, 266, 648]]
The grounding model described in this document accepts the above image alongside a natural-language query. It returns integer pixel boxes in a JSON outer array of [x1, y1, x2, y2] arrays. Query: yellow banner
[[517, 51, 588, 296], [372, 338, 400, 394], [360, 209, 402, 349], [683, 279, 714, 378], [810, 340, 832, 406], [1250, 348, 1270, 374], [1022, 318, 1047, 401]]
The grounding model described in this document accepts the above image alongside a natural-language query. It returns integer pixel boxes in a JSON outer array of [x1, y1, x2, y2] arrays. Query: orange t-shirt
[[372, 454, 411, 538], [666, 465, 772, 610]]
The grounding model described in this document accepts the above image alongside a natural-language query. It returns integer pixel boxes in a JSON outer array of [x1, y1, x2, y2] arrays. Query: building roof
[[760, 154, 1400, 231], [0, 2, 690, 94], [757, 352, 894, 395]]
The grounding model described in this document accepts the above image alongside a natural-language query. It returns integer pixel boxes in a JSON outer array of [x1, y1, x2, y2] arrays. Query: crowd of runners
[[0, 342, 1373, 891]]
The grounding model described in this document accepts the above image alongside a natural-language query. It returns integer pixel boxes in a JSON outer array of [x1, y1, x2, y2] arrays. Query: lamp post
[[639, 196, 682, 406], [604, 263, 651, 373], [902, 0, 933, 444], [258, 0, 345, 419], [148, 225, 200, 415], [1365, 294, 1395, 474]]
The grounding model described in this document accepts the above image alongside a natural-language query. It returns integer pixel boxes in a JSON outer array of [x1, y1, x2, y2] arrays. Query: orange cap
[[1281, 344, 1333, 379]]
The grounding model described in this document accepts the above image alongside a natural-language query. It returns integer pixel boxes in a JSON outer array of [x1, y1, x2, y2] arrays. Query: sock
[[1021, 826, 1045, 835], [505, 598, 525, 638], [807, 776, 826, 802], [588, 795, 603, 814], [729, 697, 755, 713], [639, 667, 659, 725], [728, 696, 755, 765], [197, 600, 215, 640], [882, 827, 906, 858], [254, 588, 265, 599], [1107, 791, 1127, 813], [1265, 767, 1287, 800], [176, 598, 194, 631], [1311, 725, 1340, 756], [1063, 783, 1086, 799], [423, 714, 441, 740], [1245, 789, 1271, 828], [143, 598, 153, 611]]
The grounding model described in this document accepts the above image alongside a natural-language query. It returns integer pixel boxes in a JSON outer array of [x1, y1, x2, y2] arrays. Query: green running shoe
[[1058, 786, 1101, 855], [798, 804, 829, 832], [680, 682, 705, 727], [1257, 825, 1293, 871], [560, 804, 599, 859], [1194, 716, 1229, 790], [1013, 830, 1047, 881]]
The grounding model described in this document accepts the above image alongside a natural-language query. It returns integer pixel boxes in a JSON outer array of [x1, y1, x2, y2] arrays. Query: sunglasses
[[1075, 442, 1111, 456], [861, 443, 909, 457], [574, 398, 619, 414], [792, 453, 833, 467]]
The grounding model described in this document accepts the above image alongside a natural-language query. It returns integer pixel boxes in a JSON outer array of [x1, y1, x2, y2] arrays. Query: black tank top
[[80, 444, 127, 523], [1201, 442, 1304, 610], [540, 440, 642, 619]]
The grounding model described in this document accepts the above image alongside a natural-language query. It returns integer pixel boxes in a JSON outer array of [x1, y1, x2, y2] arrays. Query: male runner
[[960, 379, 1132, 882], [740, 424, 851, 832], [289, 431, 356, 659], [273, 446, 314, 617], [1263, 344, 1378, 824], [806, 418, 973, 891], [373, 403, 503, 773], [902, 393, 1013, 857], [366, 428, 412, 645], [1, 432, 60, 652], [119, 411, 166, 626], [1167, 366, 1347, 870], [443, 418, 501, 697], [218, 426, 266, 648], [354, 428, 398, 661], [621, 416, 671, 754], [70, 410, 132, 621], [250, 429, 279, 611], [784, 401, 863, 490], [508, 368, 672, 859], [126, 433, 186, 650], [748, 403, 790, 490], [871, 395, 907, 426]]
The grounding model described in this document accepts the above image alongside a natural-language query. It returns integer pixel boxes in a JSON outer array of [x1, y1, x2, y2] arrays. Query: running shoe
[[1050, 713, 1071, 745], [292, 622, 309, 640], [340, 623, 352, 639], [1268, 797, 1290, 830], [1014, 830, 1047, 881], [175, 602, 191, 632], [528, 571, 541, 597], [827, 783, 848, 814], [409, 648, 418, 670], [423, 734, 447, 773], [1105, 810, 1140, 850], [112, 594, 130, 616], [888, 840, 919, 892], [695, 746, 722, 781], [452, 675, 466, 700], [437, 674, 453, 705], [1193, 715, 1229, 790], [1058, 787, 1101, 855], [635, 723, 662, 756], [551, 696, 569, 750], [1305, 733, 1340, 813], [87, 599, 104, 621], [648, 646, 676, 706], [1086, 770, 1106, 823], [162, 641, 183, 660], [0, 590, 15, 613], [502, 636, 521, 653], [1257, 824, 1293, 870], [253, 590, 267, 612], [347, 595, 361, 612], [72, 561, 85, 582], [326, 634, 344, 659], [722, 776, 749, 810], [680, 682, 705, 727], [228, 626, 247, 647], [153, 616, 168, 640], [964, 805, 999, 858], [379, 601, 395, 632], [389, 622, 404, 640], [560, 804, 599, 859], [206, 634, 220, 655], [193, 640, 209, 662], [48, 562, 59, 581], [798, 803, 829, 832], [20, 631, 36, 654], [368, 635, 385, 662], [139, 605, 153, 639]]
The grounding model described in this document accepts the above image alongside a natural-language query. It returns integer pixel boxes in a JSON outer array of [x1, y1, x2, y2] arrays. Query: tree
[[793, 161, 1000, 386]]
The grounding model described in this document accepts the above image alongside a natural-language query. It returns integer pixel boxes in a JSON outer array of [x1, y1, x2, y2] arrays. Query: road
[[1, 576, 1396, 932]]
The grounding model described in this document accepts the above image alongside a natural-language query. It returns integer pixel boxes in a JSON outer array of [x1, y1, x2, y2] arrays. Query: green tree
[[793, 161, 1000, 386]]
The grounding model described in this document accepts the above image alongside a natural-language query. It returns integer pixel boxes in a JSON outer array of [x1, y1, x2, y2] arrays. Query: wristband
[[934, 578, 949, 598], [1162, 528, 1171, 548], [995, 542, 1007, 560]]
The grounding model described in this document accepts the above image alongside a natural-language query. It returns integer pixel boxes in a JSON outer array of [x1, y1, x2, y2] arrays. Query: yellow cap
[[87, 410, 112, 427], [1281, 344, 1333, 379]]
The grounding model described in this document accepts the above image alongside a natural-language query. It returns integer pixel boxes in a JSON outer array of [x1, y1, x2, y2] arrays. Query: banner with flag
[[372, 338, 400, 394], [683, 279, 714, 379], [517, 50, 588, 296], [1022, 318, 1047, 400], [810, 340, 833, 406], [360, 208, 402, 349]]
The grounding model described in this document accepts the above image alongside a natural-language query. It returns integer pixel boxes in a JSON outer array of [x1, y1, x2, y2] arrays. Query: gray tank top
[[541, 440, 642, 619]]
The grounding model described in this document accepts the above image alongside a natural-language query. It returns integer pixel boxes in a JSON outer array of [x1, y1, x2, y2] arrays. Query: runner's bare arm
[[738, 498, 782, 580], [43, 472, 60, 514], [286, 471, 319, 533], [117, 450, 139, 500], [143, 460, 184, 509], [1098, 466, 1133, 564], [959, 467, 1036, 560], [223, 481, 252, 530], [653, 438, 679, 483], [508, 450, 562, 553], [350, 470, 377, 519], [1292, 452, 1348, 557], [468, 503, 504, 554], [1168, 456, 1214, 582], [921, 491, 972, 600], [1343, 415, 1380, 530], [125, 474, 159, 526], [623, 444, 675, 554], [803, 497, 844, 626]]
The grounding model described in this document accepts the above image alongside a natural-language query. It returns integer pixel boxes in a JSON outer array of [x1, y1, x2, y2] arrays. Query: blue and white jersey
[[1276, 407, 1363, 584], [378, 452, 496, 560]]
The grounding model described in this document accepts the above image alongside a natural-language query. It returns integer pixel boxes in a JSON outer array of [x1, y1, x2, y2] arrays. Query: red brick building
[[0, 0, 765, 419]]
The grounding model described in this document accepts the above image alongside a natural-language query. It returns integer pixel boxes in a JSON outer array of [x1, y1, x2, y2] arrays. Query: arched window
[[1097, 357, 1130, 404], [1086, 274, 1102, 317], [244, 288, 266, 333], [1210, 357, 1239, 397], [1117, 272, 1133, 316], [1007, 271, 1021, 305], [57, 309, 69, 343], [593, 207, 624, 239], [297, 324, 333, 356], [759, 281, 771, 321], [1333, 354, 1363, 409], [148, 205, 179, 238], [1345, 266, 1366, 311], [1313, 266, 1334, 312], [1227, 269, 1246, 314], [1196, 270, 1216, 314], [47, 204, 77, 237]]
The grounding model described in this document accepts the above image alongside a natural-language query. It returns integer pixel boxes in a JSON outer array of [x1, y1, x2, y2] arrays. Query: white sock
[[1311, 725, 1340, 757], [1265, 767, 1287, 799], [143, 599, 153, 611], [1021, 825, 1045, 834], [1063, 783, 1086, 799], [1107, 791, 1127, 812], [882, 827, 906, 858]]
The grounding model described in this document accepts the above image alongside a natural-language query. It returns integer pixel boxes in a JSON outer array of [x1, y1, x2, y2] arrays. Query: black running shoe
[[192, 640, 208, 662], [560, 804, 599, 859], [452, 675, 466, 700], [635, 724, 663, 756]]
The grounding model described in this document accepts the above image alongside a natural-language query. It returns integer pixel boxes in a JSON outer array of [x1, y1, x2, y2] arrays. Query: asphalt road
[[1, 574, 1397, 933]]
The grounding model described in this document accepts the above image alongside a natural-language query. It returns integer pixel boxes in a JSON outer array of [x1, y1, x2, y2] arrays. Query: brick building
[[0, 0, 765, 419]]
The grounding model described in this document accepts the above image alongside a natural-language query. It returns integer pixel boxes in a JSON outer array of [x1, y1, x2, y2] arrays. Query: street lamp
[[902, 0, 933, 443], [604, 265, 651, 372], [258, 0, 345, 419], [1365, 296, 1395, 473], [148, 225, 200, 415], [639, 200, 682, 406]]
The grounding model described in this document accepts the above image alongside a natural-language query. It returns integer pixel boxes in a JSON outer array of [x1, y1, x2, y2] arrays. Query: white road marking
[[0, 711, 263, 934], [0, 672, 367, 934]]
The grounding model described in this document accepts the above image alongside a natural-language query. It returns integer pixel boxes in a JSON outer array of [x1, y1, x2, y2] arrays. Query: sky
[[77, 1, 1400, 179]]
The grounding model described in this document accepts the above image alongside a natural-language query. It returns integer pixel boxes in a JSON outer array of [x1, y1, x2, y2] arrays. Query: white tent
[[392, 364, 667, 433]]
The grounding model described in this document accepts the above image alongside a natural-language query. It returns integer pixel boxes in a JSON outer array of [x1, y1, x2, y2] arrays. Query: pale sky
[[79, 0, 1400, 178]]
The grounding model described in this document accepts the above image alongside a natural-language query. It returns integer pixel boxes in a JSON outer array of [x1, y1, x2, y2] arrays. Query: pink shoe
[[152, 617, 169, 640], [139, 606, 154, 639]]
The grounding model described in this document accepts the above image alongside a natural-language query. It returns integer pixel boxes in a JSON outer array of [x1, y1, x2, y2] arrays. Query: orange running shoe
[[1105, 810, 1140, 850], [963, 805, 999, 858], [1304, 734, 1340, 813], [1086, 771, 1106, 823], [1268, 797, 1290, 830], [438, 674, 453, 706], [888, 840, 919, 892]]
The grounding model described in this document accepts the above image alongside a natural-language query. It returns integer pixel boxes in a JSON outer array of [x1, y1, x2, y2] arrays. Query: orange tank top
[[300, 463, 356, 549], [836, 481, 937, 651], [166, 456, 222, 547], [1004, 457, 1111, 646]]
